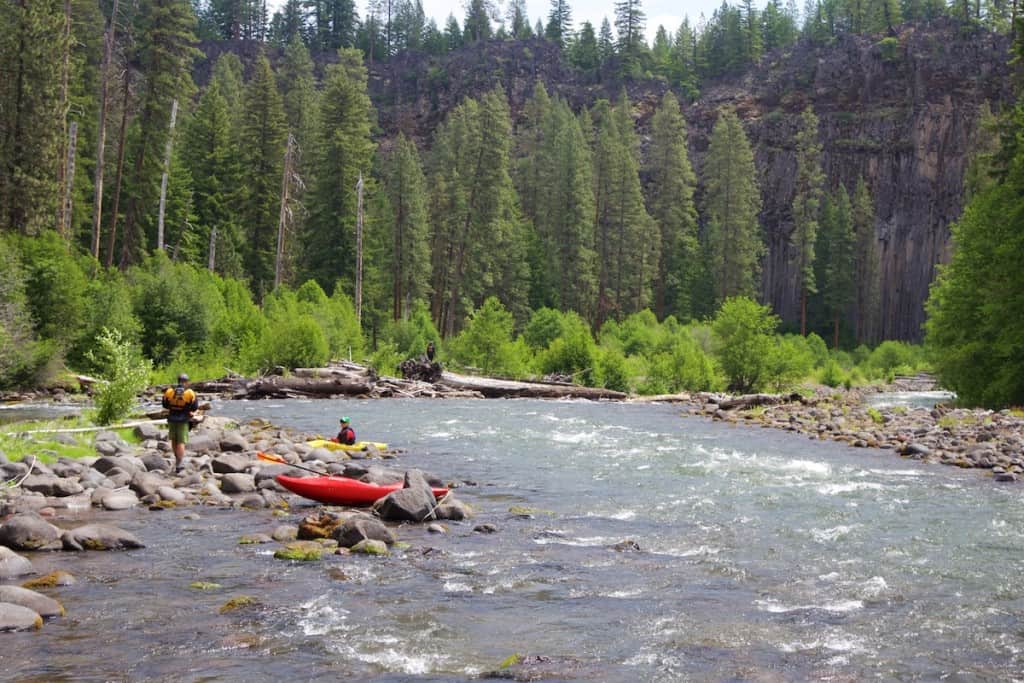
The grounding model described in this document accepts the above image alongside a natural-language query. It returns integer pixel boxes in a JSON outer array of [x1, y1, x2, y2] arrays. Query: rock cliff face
[[367, 20, 1012, 342]]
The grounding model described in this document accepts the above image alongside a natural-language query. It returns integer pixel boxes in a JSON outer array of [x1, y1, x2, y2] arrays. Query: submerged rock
[[0, 546, 34, 579], [332, 513, 395, 548], [22, 571, 76, 589], [61, 524, 144, 551], [0, 602, 42, 631], [274, 541, 323, 561]]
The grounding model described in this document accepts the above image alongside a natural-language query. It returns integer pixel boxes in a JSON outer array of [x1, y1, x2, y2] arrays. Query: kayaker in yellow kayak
[[334, 416, 356, 445]]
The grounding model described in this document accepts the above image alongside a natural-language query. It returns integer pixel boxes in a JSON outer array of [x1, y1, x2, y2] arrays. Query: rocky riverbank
[[694, 389, 1024, 482], [0, 416, 472, 632]]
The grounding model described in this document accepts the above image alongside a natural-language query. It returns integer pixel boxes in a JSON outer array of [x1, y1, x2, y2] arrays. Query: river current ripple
[[3, 398, 1023, 681]]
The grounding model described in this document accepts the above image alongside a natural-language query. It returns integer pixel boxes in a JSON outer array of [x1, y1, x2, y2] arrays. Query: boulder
[[349, 539, 389, 555], [50, 459, 85, 478], [93, 433, 134, 457], [102, 467, 134, 488], [92, 455, 138, 476], [1, 461, 30, 478], [61, 523, 144, 551], [219, 433, 249, 452], [157, 486, 187, 503], [129, 471, 165, 498], [359, 466, 405, 486], [220, 473, 256, 494], [234, 493, 266, 509], [332, 513, 396, 548], [374, 470, 438, 522], [435, 498, 472, 521], [186, 433, 220, 453], [0, 603, 42, 631], [139, 452, 172, 473], [0, 512, 63, 550], [274, 541, 324, 561], [0, 546, 34, 579], [100, 490, 140, 511], [297, 511, 343, 540], [0, 586, 64, 617], [133, 422, 164, 441], [211, 453, 250, 474], [19, 473, 84, 497]]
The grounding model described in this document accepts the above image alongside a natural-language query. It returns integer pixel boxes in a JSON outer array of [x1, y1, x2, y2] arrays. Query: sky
[[266, 1, 732, 44]]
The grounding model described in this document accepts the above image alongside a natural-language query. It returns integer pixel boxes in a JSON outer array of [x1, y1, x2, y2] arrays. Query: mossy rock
[[238, 534, 272, 545], [349, 539, 389, 556], [508, 506, 552, 517], [149, 500, 177, 510], [219, 596, 259, 613], [274, 541, 324, 561], [190, 581, 222, 590], [314, 538, 339, 550], [22, 571, 76, 589], [499, 653, 523, 669], [271, 509, 290, 518]]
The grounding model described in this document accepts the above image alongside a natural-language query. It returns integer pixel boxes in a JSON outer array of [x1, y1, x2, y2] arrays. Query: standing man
[[163, 373, 198, 471]]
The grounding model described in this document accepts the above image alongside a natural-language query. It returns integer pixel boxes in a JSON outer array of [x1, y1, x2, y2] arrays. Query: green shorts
[[168, 421, 189, 444]]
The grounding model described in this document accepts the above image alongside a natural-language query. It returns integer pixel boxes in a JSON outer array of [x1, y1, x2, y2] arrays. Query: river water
[[3, 397, 1023, 681]]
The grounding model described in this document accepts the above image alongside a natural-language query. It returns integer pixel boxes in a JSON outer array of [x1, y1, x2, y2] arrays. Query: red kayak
[[276, 474, 448, 506]]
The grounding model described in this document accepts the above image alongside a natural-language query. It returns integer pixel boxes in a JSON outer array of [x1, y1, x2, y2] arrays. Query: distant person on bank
[[163, 373, 198, 470]]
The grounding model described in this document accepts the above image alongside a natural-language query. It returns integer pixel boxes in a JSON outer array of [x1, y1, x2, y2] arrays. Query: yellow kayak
[[307, 439, 388, 452]]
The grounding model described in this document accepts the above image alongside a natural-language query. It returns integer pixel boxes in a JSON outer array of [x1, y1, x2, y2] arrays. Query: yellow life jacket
[[164, 385, 197, 412]]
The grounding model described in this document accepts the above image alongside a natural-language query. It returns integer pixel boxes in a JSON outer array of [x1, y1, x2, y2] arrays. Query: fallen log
[[716, 392, 805, 411], [438, 371, 626, 400], [240, 376, 374, 399]]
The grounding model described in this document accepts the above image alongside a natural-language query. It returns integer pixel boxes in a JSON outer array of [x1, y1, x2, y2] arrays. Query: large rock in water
[[0, 512, 63, 550], [0, 546, 34, 579], [0, 603, 42, 631], [211, 453, 249, 474], [374, 470, 437, 522], [332, 513, 396, 548], [61, 524, 144, 551], [0, 585, 64, 617], [19, 473, 84, 497]]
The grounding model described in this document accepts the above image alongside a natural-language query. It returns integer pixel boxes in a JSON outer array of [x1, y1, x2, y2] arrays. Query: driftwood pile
[[191, 360, 627, 401]]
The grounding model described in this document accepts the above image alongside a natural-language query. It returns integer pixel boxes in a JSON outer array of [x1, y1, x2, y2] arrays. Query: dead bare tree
[[91, 0, 119, 259], [156, 98, 178, 250]]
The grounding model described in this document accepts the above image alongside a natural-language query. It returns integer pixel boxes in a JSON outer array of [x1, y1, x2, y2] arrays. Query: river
[[3, 397, 1023, 681]]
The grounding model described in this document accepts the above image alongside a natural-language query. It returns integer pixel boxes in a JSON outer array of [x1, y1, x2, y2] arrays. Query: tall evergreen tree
[[514, 81, 552, 227], [302, 48, 375, 294], [670, 18, 699, 98], [647, 92, 699, 321], [181, 82, 244, 277], [598, 17, 616, 66], [428, 88, 528, 336], [703, 107, 763, 305], [507, 0, 531, 38], [463, 0, 493, 43], [569, 21, 600, 77], [614, 0, 646, 72], [383, 133, 430, 320], [0, 0, 65, 234], [119, 0, 199, 267], [791, 105, 824, 336], [546, 0, 573, 47], [240, 53, 286, 296], [816, 186, 855, 347], [852, 175, 880, 343]]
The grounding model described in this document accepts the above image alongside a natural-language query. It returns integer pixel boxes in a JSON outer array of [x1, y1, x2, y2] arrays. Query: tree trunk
[[833, 315, 840, 349], [56, 0, 72, 237], [355, 171, 364, 323], [62, 121, 78, 237], [800, 287, 807, 336], [106, 70, 131, 268], [208, 227, 217, 271], [274, 133, 295, 290], [91, 0, 118, 260], [156, 98, 178, 251]]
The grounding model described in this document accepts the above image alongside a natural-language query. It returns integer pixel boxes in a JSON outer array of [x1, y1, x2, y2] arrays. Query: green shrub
[[711, 297, 779, 393], [17, 230, 89, 346], [866, 340, 921, 377], [595, 347, 630, 392], [819, 359, 847, 388], [0, 239, 57, 389], [764, 335, 815, 391], [257, 314, 330, 369], [87, 328, 152, 425], [67, 268, 141, 373], [538, 312, 596, 384], [368, 341, 404, 376], [804, 332, 829, 368], [449, 297, 517, 376], [877, 37, 901, 62], [640, 329, 719, 394], [523, 307, 564, 351]]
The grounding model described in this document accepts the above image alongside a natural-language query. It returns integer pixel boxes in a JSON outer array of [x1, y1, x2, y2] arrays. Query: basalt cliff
[[365, 19, 1012, 342]]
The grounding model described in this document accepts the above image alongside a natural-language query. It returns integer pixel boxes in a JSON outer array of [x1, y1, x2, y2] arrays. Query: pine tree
[[0, 0, 65, 234], [791, 105, 824, 336], [444, 13, 463, 51], [240, 53, 287, 297], [703, 107, 763, 305], [647, 92, 699, 321], [384, 133, 430, 320], [181, 81, 244, 277], [614, 0, 646, 73], [816, 186, 855, 348], [852, 175, 880, 344], [463, 0, 493, 43], [546, 0, 573, 48], [598, 17, 616, 66], [650, 25, 672, 78], [119, 0, 200, 267], [592, 95, 656, 325], [569, 21, 600, 78], [514, 81, 552, 227], [670, 18, 699, 98], [428, 88, 528, 336], [302, 48, 375, 294], [507, 0, 530, 38]]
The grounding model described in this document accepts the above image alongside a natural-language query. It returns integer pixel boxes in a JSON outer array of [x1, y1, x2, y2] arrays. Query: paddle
[[256, 451, 330, 477]]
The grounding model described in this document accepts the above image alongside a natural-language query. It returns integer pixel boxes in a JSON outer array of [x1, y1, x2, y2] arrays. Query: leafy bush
[[523, 307, 564, 351], [711, 297, 779, 393], [67, 268, 141, 373], [763, 335, 815, 391], [449, 297, 520, 376], [866, 340, 921, 377], [640, 329, 719, 394], [17, 231, 89, 346], [367, 341, 404, 376], [819, 359, 847, 388], [538, 312, 596, 384], [804, 332, 829, 368], [87, 328, 152, 425], [378, 301, 441, 362], [595, 347, 630, 392], [877, 37, 901, 62], [0, 239, 57, 389], [257, 314, 330, 369]]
